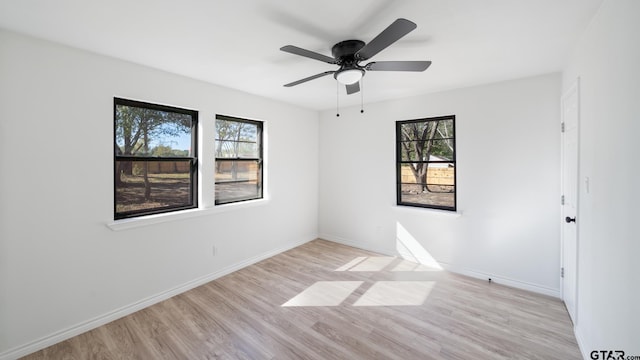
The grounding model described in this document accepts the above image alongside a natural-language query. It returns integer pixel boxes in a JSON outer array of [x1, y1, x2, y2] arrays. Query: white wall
[[319, 73, 562, 296], [563, 0, 640, 355], [0, 30, 318, 358]]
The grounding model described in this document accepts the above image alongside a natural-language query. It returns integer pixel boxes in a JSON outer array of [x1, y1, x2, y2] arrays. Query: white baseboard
[[0, 236, 315, 360], [437, 262, 560, 298], [320, 233, 560, 298], [574, 325, 588, 360]]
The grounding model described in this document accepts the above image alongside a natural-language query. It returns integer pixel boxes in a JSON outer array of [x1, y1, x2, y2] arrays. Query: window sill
[[107, 198, 269, 231], [392, 204, 462, 218]]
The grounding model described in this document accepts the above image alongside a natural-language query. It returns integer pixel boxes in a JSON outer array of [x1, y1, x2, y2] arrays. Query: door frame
[[560, 77, 580, 324]]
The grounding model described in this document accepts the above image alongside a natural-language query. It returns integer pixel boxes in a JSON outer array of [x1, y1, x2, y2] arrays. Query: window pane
[[215, 160, 259, 182], [215, 160, 262, 204], [215, 140, 259, 158], [215, 119, 259, 158], [216, 119, 257, 141], [400, 163, 455, 186], [434, 119, 454, 140], [215, 182, 261, 204], [399, 139, 454, 161], [115, 160, 193, 216], [399, 121, 432, 141], [399, 183, 455, 209], [399, 164, 455, 186], [215, 181, 262, 204], [400, 119, 453, 141], [115, 105, 193, 157]]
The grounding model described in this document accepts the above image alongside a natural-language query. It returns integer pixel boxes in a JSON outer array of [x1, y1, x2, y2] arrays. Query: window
[[396, 115, 456, 211], [215, 115, 263, 205], [114, 98, 198, 219]]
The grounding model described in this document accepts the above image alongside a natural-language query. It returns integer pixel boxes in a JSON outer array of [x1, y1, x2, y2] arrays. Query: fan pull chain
[[336, 81, 340, 117], [360, 78, 364, 114]]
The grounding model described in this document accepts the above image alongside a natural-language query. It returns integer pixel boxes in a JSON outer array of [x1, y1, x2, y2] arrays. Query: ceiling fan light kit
[[335, 68, 364, 85], [280, 18, 431, 98]]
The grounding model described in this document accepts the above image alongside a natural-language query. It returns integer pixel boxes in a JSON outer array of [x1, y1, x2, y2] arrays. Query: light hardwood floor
[[22, 239, 581, 359]]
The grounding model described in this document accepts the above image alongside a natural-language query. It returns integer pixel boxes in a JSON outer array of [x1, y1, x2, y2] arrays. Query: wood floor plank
[[211, 279, 350, 360], [21, 239, 581, 359]]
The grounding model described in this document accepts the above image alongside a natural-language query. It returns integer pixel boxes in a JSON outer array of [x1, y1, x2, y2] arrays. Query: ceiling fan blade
[[280, 45, 337, 64], [346, 82, 360, 95], [366, 61, 432, 72], [356, 18, 417, 61], [284, 71, 335, 87]]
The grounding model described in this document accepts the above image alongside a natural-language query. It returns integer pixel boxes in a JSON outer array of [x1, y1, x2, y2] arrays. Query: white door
[[561, 79, 579, 325]]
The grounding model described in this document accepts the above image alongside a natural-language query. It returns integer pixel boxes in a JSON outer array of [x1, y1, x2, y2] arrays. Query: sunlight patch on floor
[[282, 281, 363, 307], [353, 281, 435, 306]]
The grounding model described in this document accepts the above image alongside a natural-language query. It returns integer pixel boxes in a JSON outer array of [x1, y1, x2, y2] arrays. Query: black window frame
[[113, 97, 198, 220], [396, 115, 457, 211], [214, 114, 264, 205]]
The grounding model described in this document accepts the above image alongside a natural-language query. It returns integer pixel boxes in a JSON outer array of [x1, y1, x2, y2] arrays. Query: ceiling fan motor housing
[[332, 40, 366, 83], [332, 40, 366, 66]]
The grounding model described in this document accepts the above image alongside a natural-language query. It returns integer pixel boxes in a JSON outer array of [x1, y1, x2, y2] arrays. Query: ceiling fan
[[280, 18, 431, 95]]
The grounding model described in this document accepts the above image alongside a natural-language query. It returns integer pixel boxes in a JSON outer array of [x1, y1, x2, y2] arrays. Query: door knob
[[565, 216, 576, 223]]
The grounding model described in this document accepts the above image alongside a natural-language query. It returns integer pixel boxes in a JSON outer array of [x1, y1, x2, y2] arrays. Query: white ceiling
[[0, 0, 602, 111]]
